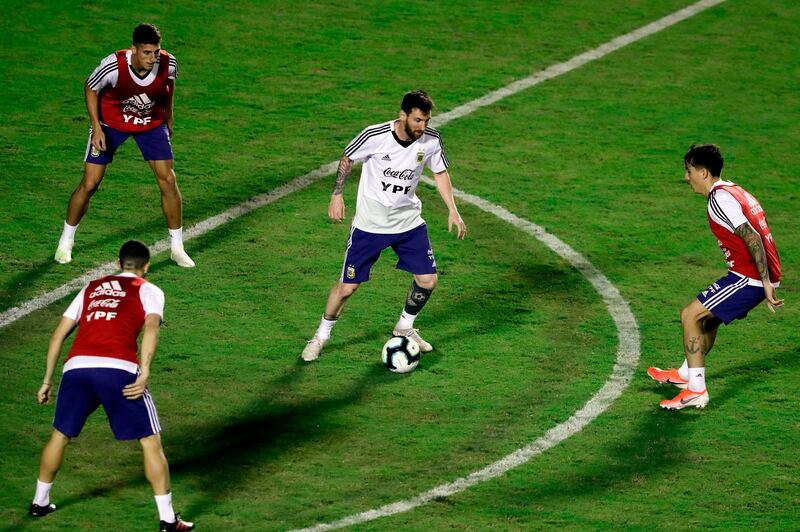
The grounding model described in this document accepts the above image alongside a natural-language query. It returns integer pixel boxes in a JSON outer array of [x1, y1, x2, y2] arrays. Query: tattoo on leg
[[686, 336, 701, 355]]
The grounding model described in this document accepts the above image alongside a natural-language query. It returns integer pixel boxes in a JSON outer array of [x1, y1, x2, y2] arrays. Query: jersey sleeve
[[86, 53, 119, 92], [708, 188, 748, 233], [426, 137, 449, 174], [344, 123, 390, 162], [63, 286, 87, 321], [167, 53, 178, 79], [140, 283, 165, 319]]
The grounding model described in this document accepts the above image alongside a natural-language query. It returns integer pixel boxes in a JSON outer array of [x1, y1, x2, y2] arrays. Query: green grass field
[[1, 0, 799, 530]]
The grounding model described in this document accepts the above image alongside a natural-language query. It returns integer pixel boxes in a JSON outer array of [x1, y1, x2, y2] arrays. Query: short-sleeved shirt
[[87, 50, 178, 93], [707, 180, 748, 232], [63, 272, 164, 374], [345, 120, 449, 234]]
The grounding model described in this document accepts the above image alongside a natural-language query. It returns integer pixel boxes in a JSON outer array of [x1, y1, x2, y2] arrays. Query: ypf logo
[[122, 93, 156, 126]]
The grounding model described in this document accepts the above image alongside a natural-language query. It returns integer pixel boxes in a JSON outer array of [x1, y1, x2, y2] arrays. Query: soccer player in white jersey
[[54, 24, 194, 268], [648, 144, 783, 409], [301, 90, 467, 361]]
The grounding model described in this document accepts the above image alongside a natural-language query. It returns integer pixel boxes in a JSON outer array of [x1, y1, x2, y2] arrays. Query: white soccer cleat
[[170, 248, 195, 268], [392, 328, 433, 352], [54, 242, 73, 264], [301, 336, 327, 361]]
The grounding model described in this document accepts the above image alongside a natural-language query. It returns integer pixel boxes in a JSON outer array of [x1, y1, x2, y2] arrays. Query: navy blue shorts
[[53, 368, 161, 440], [696, 272, 767, 325], [84, 124, 173, 164], [341, 224, 436, 284]]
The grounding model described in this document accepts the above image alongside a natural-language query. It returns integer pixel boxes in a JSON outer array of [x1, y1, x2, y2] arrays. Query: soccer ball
[[381, 336, 421, 373]]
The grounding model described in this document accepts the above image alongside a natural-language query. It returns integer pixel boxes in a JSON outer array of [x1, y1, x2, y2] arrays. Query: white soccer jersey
[[345, 120, 449, 234], [707, 180, 748, 233], [87, 50, 178, 92]]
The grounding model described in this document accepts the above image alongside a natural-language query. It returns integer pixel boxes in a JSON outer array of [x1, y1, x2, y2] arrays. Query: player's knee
[[415, 274, 437, 290], [338, 282, 359, 298], [155, 169, 178, 190], [79, 177, 102, 196], [139, 433, 163, 450], [51, 429, 71, 447], [680, 303, 700, 325]]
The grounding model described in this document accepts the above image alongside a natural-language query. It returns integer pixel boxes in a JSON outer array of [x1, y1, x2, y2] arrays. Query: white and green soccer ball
[[381, 336, 421, 373]]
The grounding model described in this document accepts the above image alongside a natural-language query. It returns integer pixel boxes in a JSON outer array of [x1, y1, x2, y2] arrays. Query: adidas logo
[[382, 154, 391, 161], [89, 280, 127, 298]]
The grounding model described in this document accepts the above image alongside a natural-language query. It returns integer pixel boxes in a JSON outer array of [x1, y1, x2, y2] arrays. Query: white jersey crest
[[345, 120, 449, 234]]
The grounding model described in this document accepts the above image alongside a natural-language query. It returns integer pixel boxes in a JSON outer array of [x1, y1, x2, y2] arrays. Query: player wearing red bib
[[54, 24, 194, 268], [31, 241, 194, 531], [648, 145, 784, 410]]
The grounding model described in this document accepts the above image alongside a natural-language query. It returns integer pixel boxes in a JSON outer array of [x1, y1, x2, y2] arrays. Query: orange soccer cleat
[[659, 388, 709, 410], [647, 367, 688, 389]]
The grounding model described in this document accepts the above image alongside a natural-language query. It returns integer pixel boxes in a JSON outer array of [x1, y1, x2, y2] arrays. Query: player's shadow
[[425, 260, 583, 346], [171, 363, 390, 518], [41, 361, 389, 523], [510, 345, 799, 505]]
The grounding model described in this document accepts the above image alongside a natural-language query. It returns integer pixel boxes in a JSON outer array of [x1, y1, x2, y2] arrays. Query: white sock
[[168, 227, 184, 250], [154, 493, 175, 523], [315, 316, 337, 341], [59, 222, 78, 247], [395, 310, 416, 331], [678, 359, 689, 380], [33, 479, 52, 506], [688, 367, 706, 392]]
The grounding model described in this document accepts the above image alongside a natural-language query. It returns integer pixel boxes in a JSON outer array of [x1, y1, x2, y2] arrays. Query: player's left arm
[[123, 313, 162, 400], [734, 222, 784, 312], [433, 170, 467, 240], [39, 317, 77, 404], [164, 78, 175, 139]]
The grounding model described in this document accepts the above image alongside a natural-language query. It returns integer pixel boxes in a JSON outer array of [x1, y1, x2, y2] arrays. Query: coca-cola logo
[[383, 168, 416, 180], [121, 93, 155, 117]]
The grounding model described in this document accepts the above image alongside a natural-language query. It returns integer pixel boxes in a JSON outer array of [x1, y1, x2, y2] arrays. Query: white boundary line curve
[[289, 180, 640, 531], [0, 0, 724, 329]]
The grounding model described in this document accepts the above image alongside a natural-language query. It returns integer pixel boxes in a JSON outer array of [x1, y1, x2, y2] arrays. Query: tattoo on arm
[[734, 222, 769, 281], [333, 155, 353, 195]]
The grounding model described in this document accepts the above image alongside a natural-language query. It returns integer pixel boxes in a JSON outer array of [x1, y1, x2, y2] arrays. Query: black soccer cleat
[[159, 513, 195, 531], [29, 502, 57, 517]]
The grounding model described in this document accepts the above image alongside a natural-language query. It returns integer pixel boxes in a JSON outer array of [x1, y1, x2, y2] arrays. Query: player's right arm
[[85, 53, 118, 152], [329, 154, 354, 222], [122, 313, 161, 400], [39, 317, 77, 404], [85, 85, 106, 152]]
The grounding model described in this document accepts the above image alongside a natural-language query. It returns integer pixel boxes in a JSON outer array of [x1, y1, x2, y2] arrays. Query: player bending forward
[[30, 241, 194, 531], [54, 23, 194, 268], [648, 144, 783, 410], [301, 90, 467, 361]]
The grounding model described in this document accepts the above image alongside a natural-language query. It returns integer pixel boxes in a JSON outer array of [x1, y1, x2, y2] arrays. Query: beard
[[404, 121, 423, 140]]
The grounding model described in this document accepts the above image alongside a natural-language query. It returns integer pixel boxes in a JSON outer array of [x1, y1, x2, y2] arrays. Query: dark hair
[[401, 90, 434, 114], [133, 23, 161, 45], [684, 144, 724, 177], [119, 240, 151, 270]]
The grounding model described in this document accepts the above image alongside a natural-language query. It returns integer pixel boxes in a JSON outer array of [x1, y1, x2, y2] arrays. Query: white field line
[[288, 179, 640, 532], [0, 0, 724, 329]]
